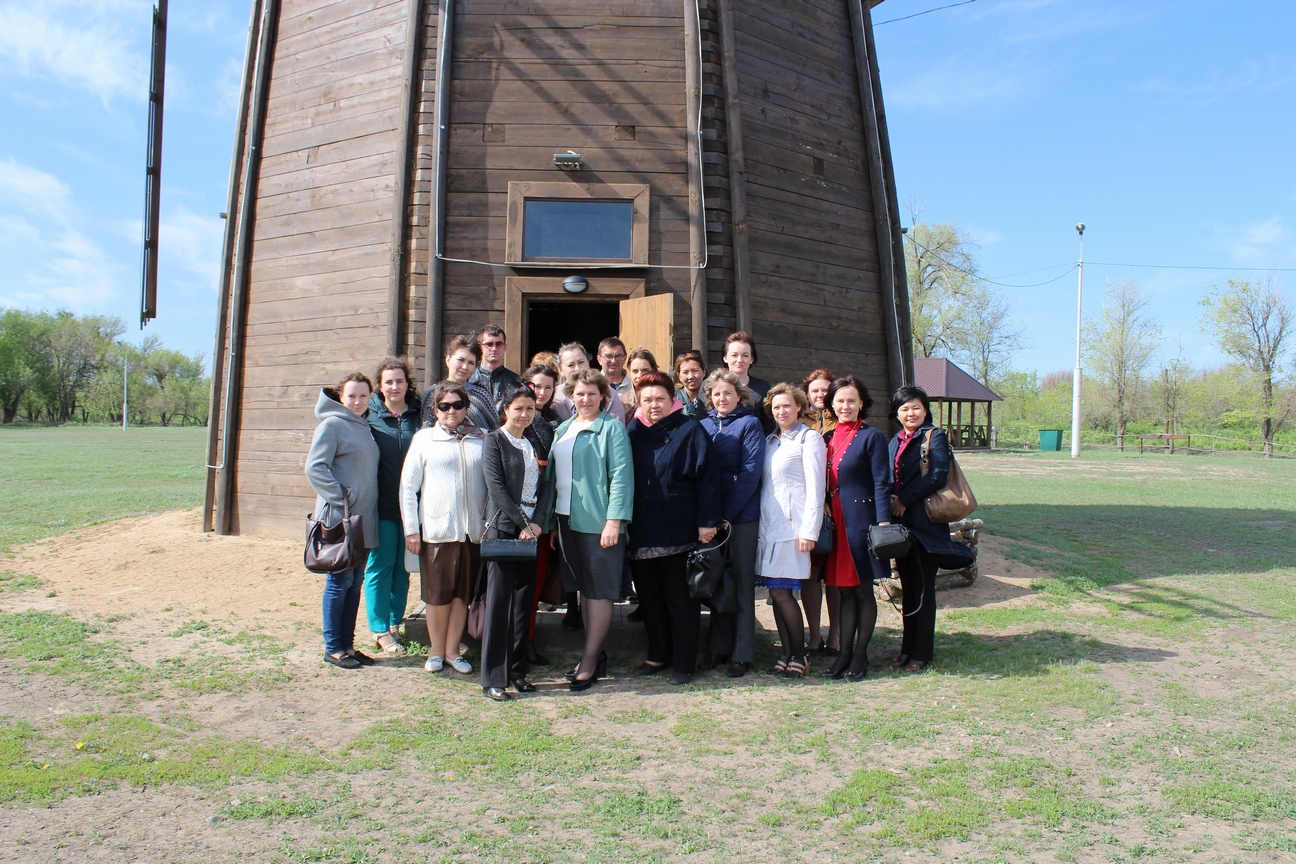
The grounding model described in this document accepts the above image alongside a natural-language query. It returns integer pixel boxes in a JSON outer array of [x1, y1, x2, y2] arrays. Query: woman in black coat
[[888, 385, 975, 673], [625, 371, 722, 686], [480, 384, 552, 700], [822, 376, 892, 680]]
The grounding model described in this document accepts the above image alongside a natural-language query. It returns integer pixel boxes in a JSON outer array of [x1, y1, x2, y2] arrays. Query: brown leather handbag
[[304, 496, 365, 574], [920, 430, 977, 523]]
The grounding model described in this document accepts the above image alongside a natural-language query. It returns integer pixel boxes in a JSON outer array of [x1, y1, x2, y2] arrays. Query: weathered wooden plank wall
[[228, 0, 410, 535]]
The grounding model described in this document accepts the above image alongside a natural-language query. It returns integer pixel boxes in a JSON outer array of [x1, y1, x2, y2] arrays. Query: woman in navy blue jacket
[[888, 385, 974, 673], [822, 376, 892, 680], [698, 368, 765, 678], [626, 371, 722, 686]]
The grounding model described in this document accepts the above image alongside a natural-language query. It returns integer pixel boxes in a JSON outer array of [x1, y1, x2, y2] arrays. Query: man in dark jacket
[[469, 324, 520, 401]]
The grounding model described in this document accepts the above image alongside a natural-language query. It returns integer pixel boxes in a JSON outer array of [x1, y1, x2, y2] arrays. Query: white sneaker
[[424, 655, 443, 672], [447, 655, 472, 674]]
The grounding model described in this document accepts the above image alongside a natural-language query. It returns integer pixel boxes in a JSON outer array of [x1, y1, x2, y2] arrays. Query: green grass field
[[1, 429, 1294, 863], [0, 426, 207, 552]]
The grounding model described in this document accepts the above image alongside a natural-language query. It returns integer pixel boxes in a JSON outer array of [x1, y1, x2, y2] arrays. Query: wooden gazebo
[[913, 358, 1001, 449]]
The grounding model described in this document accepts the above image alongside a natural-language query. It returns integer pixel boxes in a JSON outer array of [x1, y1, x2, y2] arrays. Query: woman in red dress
[[822, 375, 893, 680]]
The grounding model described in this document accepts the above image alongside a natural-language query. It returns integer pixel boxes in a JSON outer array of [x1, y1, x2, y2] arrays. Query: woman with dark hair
[[545, 368, 634, 690], [888, 385, 974, 673], [799, 367, 837, 658], [305, 371, 381, 670], [756, 383, 826, 678], [519, 363, 560, 663], [401, 380, 487, 677], [479, 384, 551, 700], [821, 375, 892, 680], [364, 357, 420, 656], [673, 350, 708, 417], [721, 331, 773, 432], [626, 370, 720, 686], [698, 368, 764, 678], [421, 334, 497, 433]]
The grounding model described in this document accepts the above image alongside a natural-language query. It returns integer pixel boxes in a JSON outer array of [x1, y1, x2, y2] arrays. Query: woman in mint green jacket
[[545, 368, 634, 691]]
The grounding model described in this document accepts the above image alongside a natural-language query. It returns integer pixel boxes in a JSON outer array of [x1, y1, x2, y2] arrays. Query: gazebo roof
[[913, 358, 1002, 402]]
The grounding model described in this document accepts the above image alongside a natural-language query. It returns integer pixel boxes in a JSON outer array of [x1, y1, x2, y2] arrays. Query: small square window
[[506, 182, 649, 267], [522, 200, 633, 262]]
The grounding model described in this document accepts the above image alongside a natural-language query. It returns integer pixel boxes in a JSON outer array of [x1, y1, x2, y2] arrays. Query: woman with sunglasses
[[479, 384, 551, 700], [673, 350, 708, 417], [400, 381, 488, 677]]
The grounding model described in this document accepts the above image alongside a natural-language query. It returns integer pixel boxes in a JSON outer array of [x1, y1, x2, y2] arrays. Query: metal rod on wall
[[215, 0, 280, 536], [203, 0, 262, 533], [682, 0, 707, 353], [388, 0, 426, 358], [425, 0, 454, 382]]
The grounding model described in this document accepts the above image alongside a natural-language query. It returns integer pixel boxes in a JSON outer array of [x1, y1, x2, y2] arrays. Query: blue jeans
[[322, 565, 362, 655], [363, 519, 411, 634]]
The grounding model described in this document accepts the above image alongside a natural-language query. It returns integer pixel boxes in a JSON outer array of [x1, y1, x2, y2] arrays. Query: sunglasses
[[436, 400, 467, 412], [481, 341, 506, 349]]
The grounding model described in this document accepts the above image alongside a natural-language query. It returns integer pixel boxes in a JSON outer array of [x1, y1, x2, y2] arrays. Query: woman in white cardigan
[[401, 381, 488, 675], [756, 383, 826, 679]]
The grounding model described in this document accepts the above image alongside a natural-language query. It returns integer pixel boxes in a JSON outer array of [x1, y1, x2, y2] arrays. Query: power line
[[1087, 261, 1296, 273], [875, 0, 978, 26], [904, 233, 1077, 288]]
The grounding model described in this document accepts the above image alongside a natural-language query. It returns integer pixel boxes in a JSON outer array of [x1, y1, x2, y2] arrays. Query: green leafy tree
[[904, 220, 980, 358], [0, 309, 50, 424], [1200, 278, 1292, 456], [1083, 279, 1161, 449], [34, 312, 124, 423]]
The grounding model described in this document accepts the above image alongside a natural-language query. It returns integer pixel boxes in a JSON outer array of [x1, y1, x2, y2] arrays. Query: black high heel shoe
[[822, 653, 851, 679], [569, 673, 599, 692], [843, 660, 869, 681], [565, 650, 607, 683]]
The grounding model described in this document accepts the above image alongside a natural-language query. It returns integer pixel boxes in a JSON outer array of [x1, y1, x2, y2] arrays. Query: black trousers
[[895, 543, 939, 663], [480, 557, 535, 689], [632, 552, 699, 674]]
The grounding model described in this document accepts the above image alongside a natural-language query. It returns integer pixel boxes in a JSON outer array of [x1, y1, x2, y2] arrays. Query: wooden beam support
[[683, 0, 707, 352], [387, 0, 426, 357], [849, 0, 909, 395], [716, 0, 751, 335], [215, 0, 279, 536], [424, 0, 454, 382], [203, 0, 261, 533]]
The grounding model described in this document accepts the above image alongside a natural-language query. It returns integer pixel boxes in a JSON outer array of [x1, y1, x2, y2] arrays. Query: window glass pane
[[523, 199, 633, 261]]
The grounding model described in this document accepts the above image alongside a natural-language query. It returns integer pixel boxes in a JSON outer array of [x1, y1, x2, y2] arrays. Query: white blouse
[[502, 428, 540, 520], [552, 417, 595, 516]]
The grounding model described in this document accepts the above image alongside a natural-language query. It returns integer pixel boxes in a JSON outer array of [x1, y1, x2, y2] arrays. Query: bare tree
[[947, 284, 1025, 387], [1083, 279, 1161, 449], [904, 217, 980, 358], [1200, 277, 1292, 456], [1157, 339, 1191, 437]]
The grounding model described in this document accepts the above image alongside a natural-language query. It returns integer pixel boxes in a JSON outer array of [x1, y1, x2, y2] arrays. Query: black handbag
[[480, 512, 539, 564], [812, 507, 834, 556], [686, 522, 732, 601], [304, 493, 364, 575], [867, 523, 912, 561]]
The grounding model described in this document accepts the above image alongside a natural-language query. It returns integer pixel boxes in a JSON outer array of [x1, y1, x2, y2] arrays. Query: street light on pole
[[1071, 223, 1085, 458]]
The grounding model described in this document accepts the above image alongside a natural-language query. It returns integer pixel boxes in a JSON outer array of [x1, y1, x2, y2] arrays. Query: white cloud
[[160, 206, 224, 291], [889, 60, 1033, 112], [0, 157, 71, 218], [1213, 216, 1290, 265], [0, 1, 150, 104]]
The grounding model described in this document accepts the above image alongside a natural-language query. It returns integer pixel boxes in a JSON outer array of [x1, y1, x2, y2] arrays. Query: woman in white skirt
[[756, 383, 826, 678]]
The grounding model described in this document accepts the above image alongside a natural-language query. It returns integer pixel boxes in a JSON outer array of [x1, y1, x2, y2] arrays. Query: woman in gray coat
[[480, 384, 552, 700], [305, 372, 381, 670]]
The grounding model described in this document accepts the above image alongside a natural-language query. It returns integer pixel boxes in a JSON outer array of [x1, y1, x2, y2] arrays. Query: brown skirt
[[419, 541, 480, 607]]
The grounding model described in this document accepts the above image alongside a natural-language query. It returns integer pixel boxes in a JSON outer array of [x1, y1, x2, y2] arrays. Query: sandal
[[375, 632, 406, 656], [783, 656, 809, 679], [767, 656, 790, 676]]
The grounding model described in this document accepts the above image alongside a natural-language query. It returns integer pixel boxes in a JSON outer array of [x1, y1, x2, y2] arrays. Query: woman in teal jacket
[[545, 368, 634, 691]]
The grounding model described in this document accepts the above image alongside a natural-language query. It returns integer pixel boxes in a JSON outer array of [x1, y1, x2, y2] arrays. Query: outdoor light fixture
[[553, 150, 583, 169], [562, 275, 589, 294]]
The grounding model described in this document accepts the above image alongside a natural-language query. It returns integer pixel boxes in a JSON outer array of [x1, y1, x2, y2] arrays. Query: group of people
[[305, 325, 974, 701]]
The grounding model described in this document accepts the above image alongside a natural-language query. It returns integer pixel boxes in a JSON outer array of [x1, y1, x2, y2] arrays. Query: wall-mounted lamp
[[562, 275, 589, 294], [553, 150, 583, 170]]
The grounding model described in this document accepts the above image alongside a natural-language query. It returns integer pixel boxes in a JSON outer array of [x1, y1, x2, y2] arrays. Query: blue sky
[[1, 0, 1293, 378]]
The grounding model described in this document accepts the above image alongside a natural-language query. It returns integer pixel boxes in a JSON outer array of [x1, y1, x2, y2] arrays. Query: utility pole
[[123, 357, 130, 431], [1071, 223, 1085, 458]]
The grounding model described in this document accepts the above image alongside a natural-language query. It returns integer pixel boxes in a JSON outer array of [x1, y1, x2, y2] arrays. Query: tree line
[[0, 309, 210, 427], [905, 220, 1294, 456]]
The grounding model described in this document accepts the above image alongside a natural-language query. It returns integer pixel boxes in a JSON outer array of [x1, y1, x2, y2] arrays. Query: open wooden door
[[619, 293, 674, 365]]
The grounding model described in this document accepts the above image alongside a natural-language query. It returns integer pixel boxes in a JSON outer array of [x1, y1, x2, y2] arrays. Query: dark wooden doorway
[[525, 300, 620, 363]]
